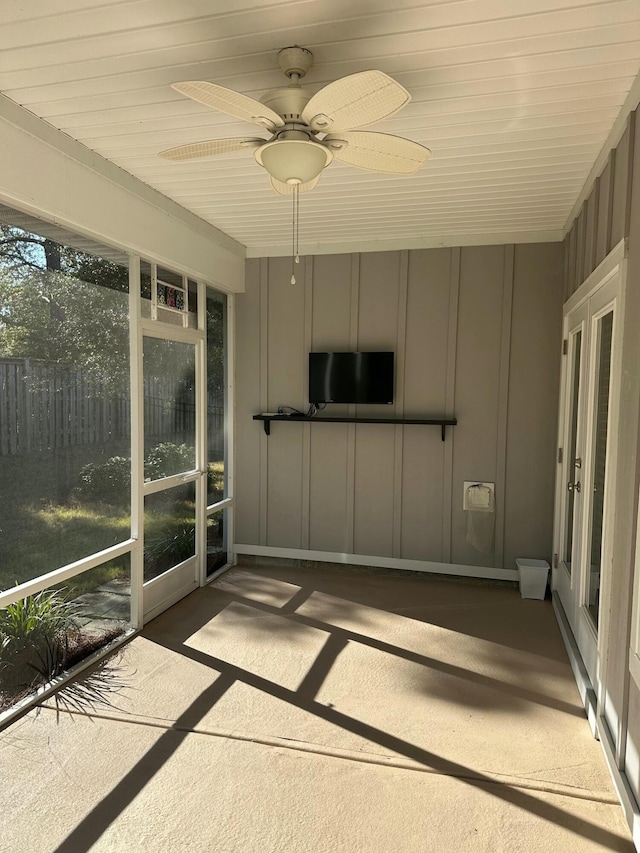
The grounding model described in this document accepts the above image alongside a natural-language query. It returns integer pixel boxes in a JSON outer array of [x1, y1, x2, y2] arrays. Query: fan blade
[[159, 138, 265, 161], [325, 132, 430, 174], [269, 176, 320, 195], [301, 71, 409, 132], [171, 81, 285, 132]]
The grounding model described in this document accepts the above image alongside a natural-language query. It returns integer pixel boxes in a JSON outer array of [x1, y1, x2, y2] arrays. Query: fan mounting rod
[[278, 46, 313, 80]]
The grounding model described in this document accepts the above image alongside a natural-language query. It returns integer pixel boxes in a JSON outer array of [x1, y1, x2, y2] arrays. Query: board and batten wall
[[235, 243, 563, 577]]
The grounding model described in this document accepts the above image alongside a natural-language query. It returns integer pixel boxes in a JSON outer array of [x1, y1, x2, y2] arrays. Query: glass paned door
[[563, 329, 583, 576], [142, 334, 201, 620], [574, 298, 618, 689], [585, 310, 614, 629], [556, 302, 588, 629]]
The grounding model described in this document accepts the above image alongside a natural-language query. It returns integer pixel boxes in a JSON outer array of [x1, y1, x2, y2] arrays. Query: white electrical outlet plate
[[463, 481, 495, 511]]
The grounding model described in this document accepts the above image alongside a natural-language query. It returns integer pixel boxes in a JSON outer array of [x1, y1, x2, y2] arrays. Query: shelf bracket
[[263, 420, 271, 436], [441, 424, 446, 442]]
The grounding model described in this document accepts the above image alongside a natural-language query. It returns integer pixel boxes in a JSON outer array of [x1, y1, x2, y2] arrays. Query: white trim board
[[563, 238, 627, 314], [0, 94, 245, 292], [244, 230, 563, 258], [0, 97, 242, 258], [234, 544, 519, 582]]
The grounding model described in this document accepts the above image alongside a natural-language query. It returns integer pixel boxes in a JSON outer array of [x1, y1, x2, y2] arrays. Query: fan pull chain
[[291, 183, 300, 284], [295, 183, 300, 264]]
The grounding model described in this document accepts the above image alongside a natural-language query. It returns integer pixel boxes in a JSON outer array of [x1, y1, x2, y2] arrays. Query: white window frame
[[203, 286, 235, 583], [0, 255, 236, 619]]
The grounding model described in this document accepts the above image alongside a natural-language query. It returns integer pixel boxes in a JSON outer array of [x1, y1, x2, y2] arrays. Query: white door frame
[[577, 275, 622, 690], [553, 240, 626, 707]]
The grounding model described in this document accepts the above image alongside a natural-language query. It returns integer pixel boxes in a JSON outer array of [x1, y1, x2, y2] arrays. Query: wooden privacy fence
[[0, 358, 224, 458]]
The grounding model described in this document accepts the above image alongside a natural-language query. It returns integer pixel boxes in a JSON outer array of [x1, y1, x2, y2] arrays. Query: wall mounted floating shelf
[[253, 414, 457, 440]]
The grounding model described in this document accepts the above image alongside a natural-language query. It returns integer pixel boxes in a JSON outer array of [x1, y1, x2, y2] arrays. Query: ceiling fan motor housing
[[260, 87, 311, 123]]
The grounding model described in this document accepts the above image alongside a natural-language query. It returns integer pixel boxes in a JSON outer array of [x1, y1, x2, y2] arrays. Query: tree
[[0, 222, 227, 391], [206, 295, 225, 398], [0, 225, 129, 382]]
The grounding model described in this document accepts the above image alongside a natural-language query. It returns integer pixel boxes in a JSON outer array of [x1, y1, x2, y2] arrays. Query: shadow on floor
[[50, 564, 634, 853]]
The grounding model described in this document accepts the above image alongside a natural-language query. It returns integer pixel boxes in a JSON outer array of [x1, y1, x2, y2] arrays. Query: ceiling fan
[[159, 46, 431, 194]]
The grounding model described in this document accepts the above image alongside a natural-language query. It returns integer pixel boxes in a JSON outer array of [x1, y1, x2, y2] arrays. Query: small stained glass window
[[156, 279, 187, 313], [152, 264, 188, 323]]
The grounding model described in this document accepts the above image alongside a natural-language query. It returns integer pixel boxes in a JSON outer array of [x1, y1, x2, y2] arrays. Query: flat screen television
[[309, 352, 394, 404]]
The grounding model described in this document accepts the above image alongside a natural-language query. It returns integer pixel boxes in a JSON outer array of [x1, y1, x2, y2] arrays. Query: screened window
[[207, 289, 227, 506], [0, 212, 131, 593]]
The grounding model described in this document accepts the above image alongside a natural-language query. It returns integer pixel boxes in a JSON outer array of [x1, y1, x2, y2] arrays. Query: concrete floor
[[0, 562, 635, 852]]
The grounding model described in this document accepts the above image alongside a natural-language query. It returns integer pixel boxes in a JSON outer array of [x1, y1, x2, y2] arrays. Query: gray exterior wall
[[235, 242, 563, 571]]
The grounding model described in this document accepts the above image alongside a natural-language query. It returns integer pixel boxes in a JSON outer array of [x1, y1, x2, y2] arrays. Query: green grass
[[1, 495, 202, 594], [0, 501, 131, 593], [55, 560, 128, 598], [208, 460, 225, 503], [1, 454, 224, 594]]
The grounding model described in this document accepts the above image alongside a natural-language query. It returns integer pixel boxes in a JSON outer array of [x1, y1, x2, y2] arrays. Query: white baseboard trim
[[234, 544, 519, 582], [551, 591, 598, 735], [598, 713, 640, 848], [552, 591, 640, 849]]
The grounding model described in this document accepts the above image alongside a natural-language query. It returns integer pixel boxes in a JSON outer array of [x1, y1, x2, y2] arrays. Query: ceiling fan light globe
[[255, 139, 333, 185]]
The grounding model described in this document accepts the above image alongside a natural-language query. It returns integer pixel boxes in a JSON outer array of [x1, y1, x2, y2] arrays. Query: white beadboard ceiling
[[1, 0, 640, 257]]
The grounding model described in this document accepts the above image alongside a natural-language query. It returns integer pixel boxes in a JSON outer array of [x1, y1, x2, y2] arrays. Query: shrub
[[75, 443, 196, 506], [144, 442, 195, 481], [76, 456, 130, 506], [0, 589, 80, 691], [0, 588, 127, 712], [144, 525, 195, 580]]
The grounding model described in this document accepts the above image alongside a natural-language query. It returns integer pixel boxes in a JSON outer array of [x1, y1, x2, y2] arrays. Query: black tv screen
[[309, 352, 394, 404]]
